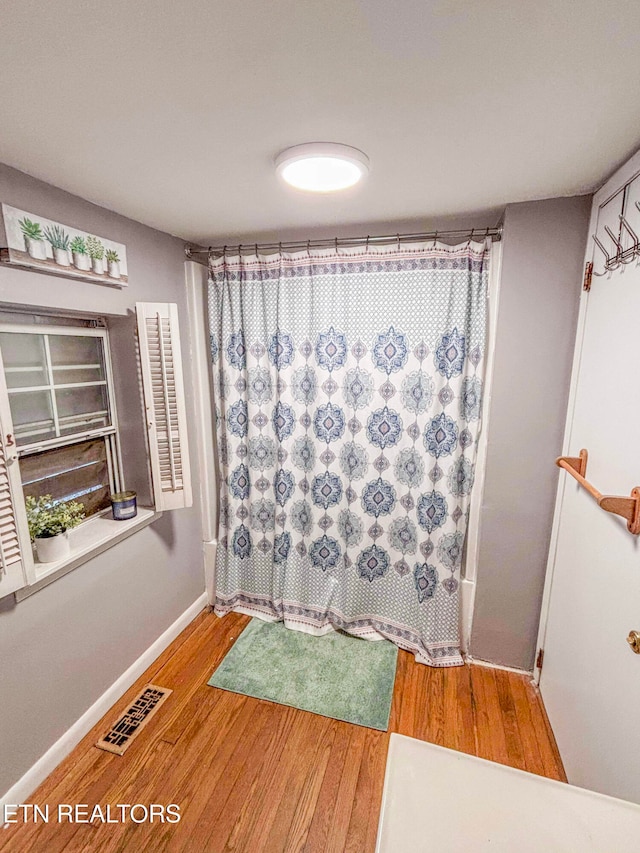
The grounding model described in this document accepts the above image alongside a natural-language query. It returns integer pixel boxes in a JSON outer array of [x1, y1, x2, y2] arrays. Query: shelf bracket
[[559, 448, 588, 478]]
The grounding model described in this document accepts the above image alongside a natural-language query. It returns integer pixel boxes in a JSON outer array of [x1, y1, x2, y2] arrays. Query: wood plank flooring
[[0, 610, 565, 852]]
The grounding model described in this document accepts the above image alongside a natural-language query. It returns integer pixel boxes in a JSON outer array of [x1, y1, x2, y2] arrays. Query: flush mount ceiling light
[[275, 143, 370, 192]]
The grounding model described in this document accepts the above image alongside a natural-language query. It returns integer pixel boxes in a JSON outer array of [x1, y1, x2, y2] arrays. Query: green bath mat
[[208, 618, 398, 731]]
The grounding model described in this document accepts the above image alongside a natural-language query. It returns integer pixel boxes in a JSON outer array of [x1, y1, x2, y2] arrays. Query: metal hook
[[432, 230, 438, 248], [222, 245, 227, 261], [620, 214, 639, 248], [467, 228, 475, 248], [592, 234, 612, 265], [238, 244, 242, 259], [617, 215, 639, 265], [307, 239, 311, 258], [335, 236, 339, 254], [254, 243, 258, 256], [278, 241, 282, 255], [396, 233, 401, 252], [366, 235, 370, 251], [604, 225, 623, 256]]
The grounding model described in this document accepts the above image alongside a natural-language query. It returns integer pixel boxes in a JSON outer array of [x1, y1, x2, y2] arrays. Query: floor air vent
[[96, 684, 172, 756]]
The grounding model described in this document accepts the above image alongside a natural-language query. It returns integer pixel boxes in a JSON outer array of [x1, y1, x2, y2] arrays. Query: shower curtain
[[208, 240, 489, 666]]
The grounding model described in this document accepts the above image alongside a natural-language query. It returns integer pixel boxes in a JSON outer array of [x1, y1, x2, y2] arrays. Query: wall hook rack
[[556, 449, 640, 535]]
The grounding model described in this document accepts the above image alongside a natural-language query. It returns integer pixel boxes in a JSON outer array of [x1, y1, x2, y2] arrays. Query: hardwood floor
[[1, 610, 565, 852]]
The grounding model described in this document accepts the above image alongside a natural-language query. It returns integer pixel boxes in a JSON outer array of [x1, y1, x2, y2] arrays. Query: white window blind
[[136, 303, 192, 511]]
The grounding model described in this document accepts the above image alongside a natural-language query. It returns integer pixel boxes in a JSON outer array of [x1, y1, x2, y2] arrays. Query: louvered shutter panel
[[0, 358, 32, 598], [136, 303, 192, 511]]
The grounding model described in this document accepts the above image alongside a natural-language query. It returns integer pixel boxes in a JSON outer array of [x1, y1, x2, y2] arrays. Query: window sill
[[15, 507, 161, 600]]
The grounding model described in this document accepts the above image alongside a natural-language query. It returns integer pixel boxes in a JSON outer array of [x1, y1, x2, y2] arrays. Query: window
[[0, 302, 192, 600], [0, 323, 123, 518], [19, 438, 111, 516]]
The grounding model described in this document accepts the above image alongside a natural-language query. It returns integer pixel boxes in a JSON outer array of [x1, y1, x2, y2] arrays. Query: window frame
[[0, 322, 120, 453], [0, 319, 126, 586], [0, 321, 124, 500]]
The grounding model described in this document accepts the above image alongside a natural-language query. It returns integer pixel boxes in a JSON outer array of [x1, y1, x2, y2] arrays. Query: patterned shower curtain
[[208, 240, 490, 666]]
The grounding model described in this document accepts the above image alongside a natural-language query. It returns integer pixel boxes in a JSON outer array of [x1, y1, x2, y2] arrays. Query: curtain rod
[[184, 225, 503, 259]]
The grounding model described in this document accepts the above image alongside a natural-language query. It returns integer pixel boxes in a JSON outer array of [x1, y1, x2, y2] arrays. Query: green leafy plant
[[25, 495, 85, 541], [105, 249, 120, 263], [19, 217, 44, 241], [86, 235, 105, 260], [43, 224, 71, 251], [70, 235, 88, 255]]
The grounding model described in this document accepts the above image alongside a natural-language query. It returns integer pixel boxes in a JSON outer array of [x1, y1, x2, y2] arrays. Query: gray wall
[[470, 196, 591, 670], [0, 162, 591, 796], [0, 164, 205, 796]]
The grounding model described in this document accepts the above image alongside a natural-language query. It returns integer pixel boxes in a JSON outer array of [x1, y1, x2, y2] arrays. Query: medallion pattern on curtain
[[208, 242, 489, 666]]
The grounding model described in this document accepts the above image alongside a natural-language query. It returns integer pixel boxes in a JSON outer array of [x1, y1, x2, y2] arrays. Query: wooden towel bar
[[556, 449, 640, 535]]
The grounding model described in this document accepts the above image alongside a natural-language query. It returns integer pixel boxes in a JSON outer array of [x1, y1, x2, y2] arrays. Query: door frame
[[533, 147, 640, 685]]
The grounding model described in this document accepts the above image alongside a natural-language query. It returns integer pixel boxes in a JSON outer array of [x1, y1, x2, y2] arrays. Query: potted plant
[[19, 217, 48, 260], [70, 235, 91, 271], [43, 224, 72, 267], [105, 248, 121, 279], [26, 495, 85, 563], [86, 235, 105, 274]]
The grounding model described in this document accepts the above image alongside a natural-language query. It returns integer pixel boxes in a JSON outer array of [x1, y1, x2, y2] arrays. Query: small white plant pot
[[53, 247, 71, 267], [25, 237, 48, 260], [92, 257, 105, 275], [35, 531, 70, 563], [107, 260, 120, 279], [73, 252, 91, 271]]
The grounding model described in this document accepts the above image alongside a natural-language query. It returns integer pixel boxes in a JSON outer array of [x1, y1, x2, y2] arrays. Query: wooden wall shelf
[[556, 449, 640, 535]]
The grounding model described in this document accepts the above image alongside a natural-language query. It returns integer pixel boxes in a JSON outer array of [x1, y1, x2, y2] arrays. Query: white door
[[538, 150, 640, 804]]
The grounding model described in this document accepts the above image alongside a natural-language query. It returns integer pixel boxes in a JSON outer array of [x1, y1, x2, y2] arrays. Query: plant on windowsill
[[86, 235, 105, 275], [70, 235, 91, 272], [43, 224, 72, 268], [19, 216, 48, 261], [26, 495, 85, 563], [105, 248, 120, 279]]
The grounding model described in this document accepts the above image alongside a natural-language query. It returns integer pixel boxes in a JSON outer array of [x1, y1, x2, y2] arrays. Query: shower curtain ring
[[396, 233, 400, 252], [335, 236, 339, 253], [238, 243, 242, 258], [467, 228, 475, 247], [254, 243, 258, 256], [432, 231, 438, 248], [307, 239, 311, 258], [366, 235, 370, 251]]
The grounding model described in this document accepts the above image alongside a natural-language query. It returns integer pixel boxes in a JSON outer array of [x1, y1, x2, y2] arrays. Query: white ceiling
[[1, 0, 639, 244]]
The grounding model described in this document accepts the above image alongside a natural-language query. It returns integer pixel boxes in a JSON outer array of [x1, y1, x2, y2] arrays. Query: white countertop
[[376, 734, 640, 852]]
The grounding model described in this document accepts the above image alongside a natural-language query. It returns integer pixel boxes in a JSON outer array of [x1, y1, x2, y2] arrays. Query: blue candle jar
[[110, 491, 137, 521]]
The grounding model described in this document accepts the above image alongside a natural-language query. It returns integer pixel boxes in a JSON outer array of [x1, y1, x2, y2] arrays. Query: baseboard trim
[[1, 591, 207, 811], [464, 654, 533, 677]]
